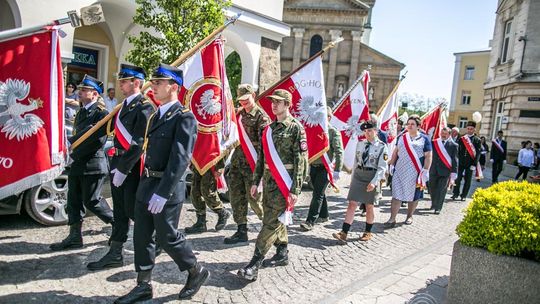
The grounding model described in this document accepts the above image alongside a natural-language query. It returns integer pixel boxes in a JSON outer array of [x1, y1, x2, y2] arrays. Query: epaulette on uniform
[[181, 107, 190, 113]]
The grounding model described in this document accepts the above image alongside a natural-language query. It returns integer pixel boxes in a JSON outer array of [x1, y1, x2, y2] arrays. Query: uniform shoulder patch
[[300, 140, 308, 152]]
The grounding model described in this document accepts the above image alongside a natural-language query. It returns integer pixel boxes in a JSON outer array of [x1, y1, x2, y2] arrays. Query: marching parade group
[[49, 61, 493, 304]]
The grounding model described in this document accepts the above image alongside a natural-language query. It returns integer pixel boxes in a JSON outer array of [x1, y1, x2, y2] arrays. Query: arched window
[[309, 35, 323, 57]]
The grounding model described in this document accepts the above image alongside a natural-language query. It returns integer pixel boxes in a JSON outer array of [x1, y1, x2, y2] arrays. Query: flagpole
[[256, 37, 344, 101], [70, 13, 242, 151], [331, 70, 367, 112], [376, 72, 406, 117], [420, 101, 446, 119]]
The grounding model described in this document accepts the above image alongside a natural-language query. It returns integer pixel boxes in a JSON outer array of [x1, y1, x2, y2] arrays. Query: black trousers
[[428, 173, 450, 211], [453, 164, 473, 199], [67, 174, 113, 225], [306, 165, 330, 223], [492, 160, 504, 183], [515, 166, 530, 180], [110, 158, 141, 243], [134, 200, 196, 272]]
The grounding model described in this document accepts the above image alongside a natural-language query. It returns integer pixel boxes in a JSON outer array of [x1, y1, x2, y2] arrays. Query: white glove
[[450, 172, 457, 182], [490, 159, 494, 163], [388, 164, 395, 176], [422, 169, 429, 182], [148, 193, 166, 214], [333, 171, 341, 181], [503, 160, 507, 164], [469, 165, 475, 170], [111, 168, 127, 187]]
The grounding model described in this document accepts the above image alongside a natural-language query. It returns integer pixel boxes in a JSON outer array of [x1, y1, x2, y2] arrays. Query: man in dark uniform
[[50, 75, 113, 251], [428, 127, 458, 214], [115, 64, 208, 303], [237, 89, 308, 281], [87, 64, 155, 270], [300, 107, 343, 231], [452, 121, 481, 201], [490, 130, 507, 183], [224, 84, 269, 244]]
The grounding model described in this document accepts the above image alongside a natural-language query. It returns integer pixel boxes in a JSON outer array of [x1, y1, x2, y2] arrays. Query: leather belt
[[358, 166, 376, 171], [143, 167, 164, 178], [265, 164, 294, 170], [114, 149, 127, 156]]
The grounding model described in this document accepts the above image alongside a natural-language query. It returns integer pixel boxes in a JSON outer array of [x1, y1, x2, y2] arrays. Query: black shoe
[[299, 221, 314, 231], [50, 222, 83, 251], [262, 244, 288, 268], [237, 249, 264, 281], [114, 282, 152, 304], [224, 224, 248, 244], [185, 215, 207, 234], [383, 220, 396, 229], [434, 210, 441, 215], [87, 241, 124, 270], [460, 196, 466, 201], [450, 195, 458, 200], [178, 263, 210, 299], [316, 217, 329, 223], [215, 210, 230, 231], [155, 242, 163, 257]]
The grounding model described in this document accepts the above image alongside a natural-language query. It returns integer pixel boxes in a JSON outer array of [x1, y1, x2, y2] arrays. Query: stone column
[[326, 29, 342, 101], [292, 28, 305, 69], [349, 30, 363, 86]]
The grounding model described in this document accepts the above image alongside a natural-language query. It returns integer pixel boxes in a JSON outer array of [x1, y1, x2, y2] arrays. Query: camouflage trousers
[[228, 165, 263, 225], [190, 169, 223, 216], [255, 181, 288, 256]]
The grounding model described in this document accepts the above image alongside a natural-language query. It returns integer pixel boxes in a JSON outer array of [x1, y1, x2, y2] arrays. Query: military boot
[[215, 209, 230, 231], [224, 224, 248, 244], [185, 214, 207, 234], [50, 222, 83, 251], [87, 240, 124, 270], [237, 249, 264, 281], [114, 271, 153, 304], [179, 262, 210, 299], [262, 244, 289, 267]]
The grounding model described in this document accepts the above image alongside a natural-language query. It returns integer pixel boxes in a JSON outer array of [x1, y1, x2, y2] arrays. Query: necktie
[[362, 142, 371, 166]]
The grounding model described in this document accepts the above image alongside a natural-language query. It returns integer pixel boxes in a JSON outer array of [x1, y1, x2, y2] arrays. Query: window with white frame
[[464, 66, 475, 80], [459, 117, 468, 128], [492, 101, 505, 139], [501, 19, 513, 63], [461, 91, 471, 105]]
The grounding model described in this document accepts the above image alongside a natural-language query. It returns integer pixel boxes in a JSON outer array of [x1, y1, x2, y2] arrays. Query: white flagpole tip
[[331, 37, 344, 46]]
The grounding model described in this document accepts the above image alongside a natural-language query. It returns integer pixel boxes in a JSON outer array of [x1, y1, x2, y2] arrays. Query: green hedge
[[456, 181, 540, 261]]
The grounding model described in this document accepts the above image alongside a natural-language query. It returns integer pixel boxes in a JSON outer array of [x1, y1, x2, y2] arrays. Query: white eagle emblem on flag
[[0, 79, 44, 141], [345, 115, 363, 138], [196, 89, 221, 120], [296, 95, 325, 128]]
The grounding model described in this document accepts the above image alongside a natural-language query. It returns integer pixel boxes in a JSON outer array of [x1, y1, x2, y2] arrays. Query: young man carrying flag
[[237, 89, 308, 281]]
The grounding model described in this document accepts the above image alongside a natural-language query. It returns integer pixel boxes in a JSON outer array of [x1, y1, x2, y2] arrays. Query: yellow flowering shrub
[[456, 181, 540, 261]]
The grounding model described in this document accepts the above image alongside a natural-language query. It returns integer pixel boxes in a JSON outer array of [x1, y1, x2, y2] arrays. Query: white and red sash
[[237, 114, 258, 172], [114, 102, 144, 175], [492, 139, 504, 154], [402, 133, 427, 188], [262, 125, 294, 225], [433, 139, 452, 170], [462, 136, 483, 179]]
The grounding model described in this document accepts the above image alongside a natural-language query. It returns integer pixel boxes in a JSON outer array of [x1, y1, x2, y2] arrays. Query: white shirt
[[124, 92, 141, 106], [104, 96, 117, 112], [158, 100, 178, 118], [84, 100, 97, 110], [518, 148, 535, 167]]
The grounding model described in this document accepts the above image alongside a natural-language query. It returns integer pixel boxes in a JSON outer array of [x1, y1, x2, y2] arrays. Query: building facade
[[279, 0, 404, 108], [448, 50, 490, 130], [1, 0, 289, 99], [480, 0, 540, 160]]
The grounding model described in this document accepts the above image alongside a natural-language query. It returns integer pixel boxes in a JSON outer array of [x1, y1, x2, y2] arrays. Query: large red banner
[[0, 29, 65, 199]]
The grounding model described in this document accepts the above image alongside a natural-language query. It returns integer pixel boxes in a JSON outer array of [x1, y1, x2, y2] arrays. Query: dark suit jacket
[[457, 134, 481, 167], [136, 102, 197, 204], [489, 138, 507, 161], [68, 102, 109, 176], [430, 139, 458, 177], [108, 94, 155, 174]]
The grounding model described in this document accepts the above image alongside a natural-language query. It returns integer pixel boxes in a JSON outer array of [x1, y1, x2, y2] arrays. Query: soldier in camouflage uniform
[[224, 84, 269, 244], [237, 89, 308, 281], [185, 159, 231, 234], [300, 107, 344, 231]]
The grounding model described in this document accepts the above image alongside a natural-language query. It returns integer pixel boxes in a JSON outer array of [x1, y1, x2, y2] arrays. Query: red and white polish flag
[[421, 105, 446, 140], [258, 57, 332, 183], [330, 71, 371, 171], [177, 38, 239, 176], [0, 29, 65, 199], [378, 88, 400, 155]]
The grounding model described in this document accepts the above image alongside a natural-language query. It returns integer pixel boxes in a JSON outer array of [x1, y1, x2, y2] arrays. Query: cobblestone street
[[0, 173, 502, 304]]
